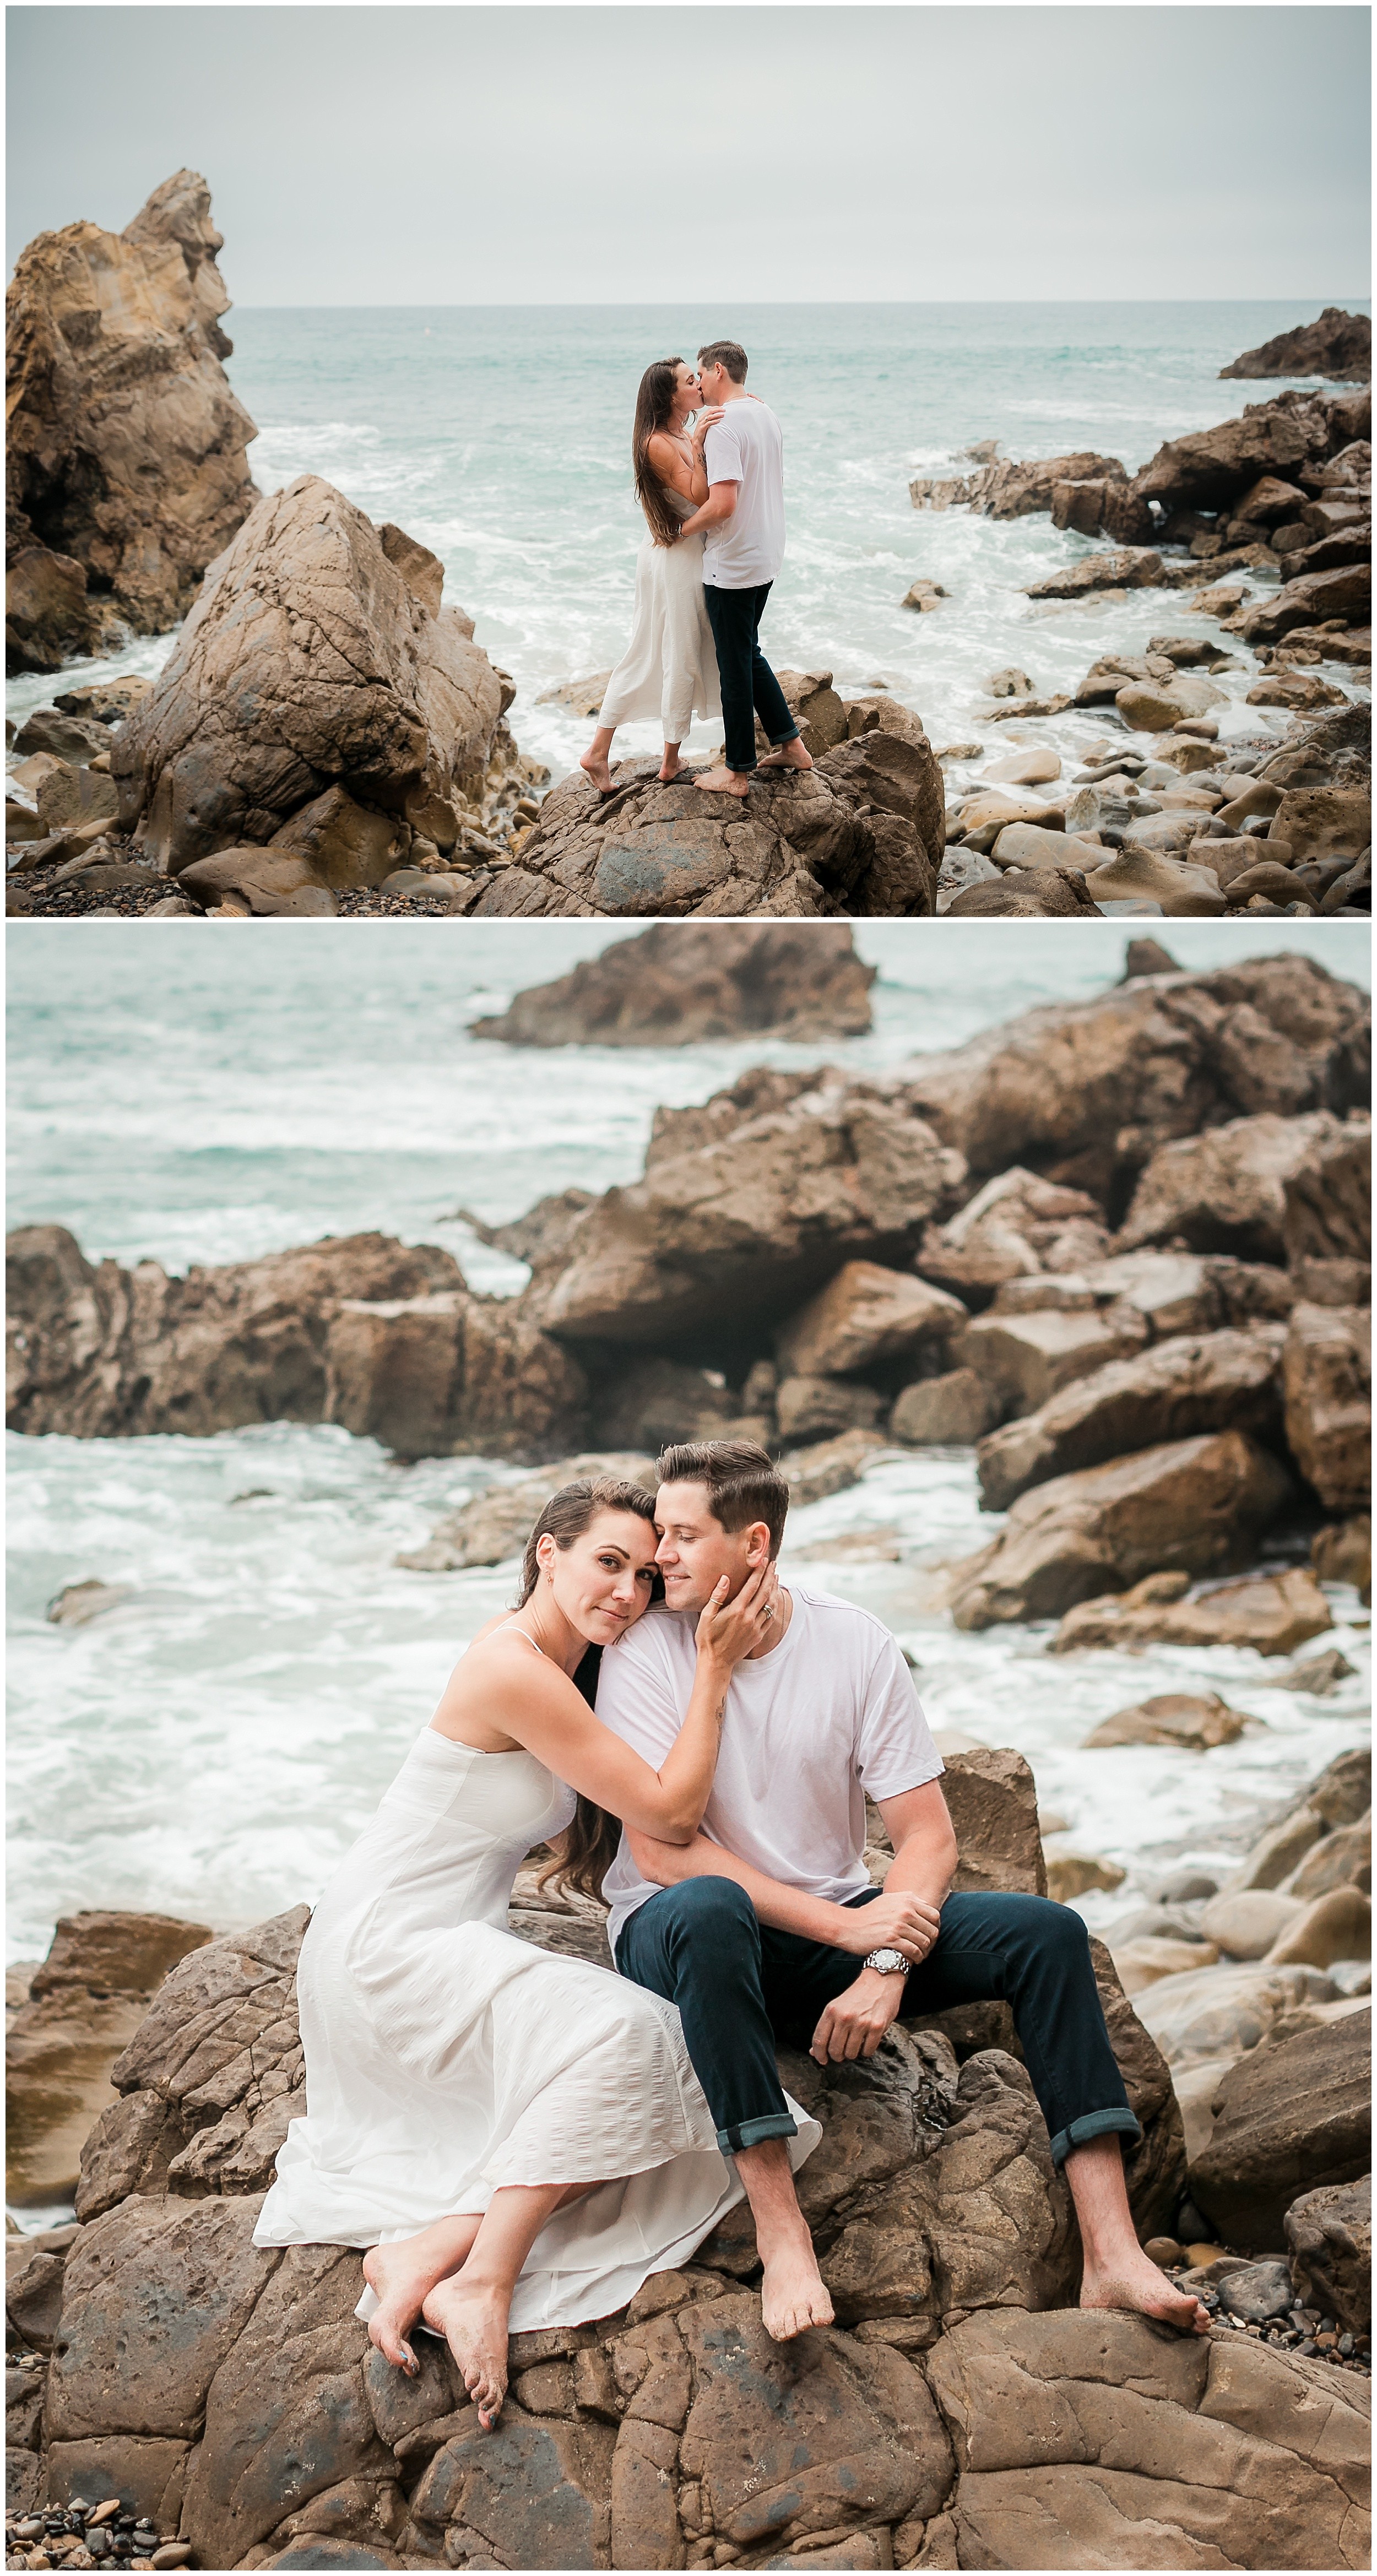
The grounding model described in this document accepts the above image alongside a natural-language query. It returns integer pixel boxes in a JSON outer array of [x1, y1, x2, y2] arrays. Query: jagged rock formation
[[6, 171, 258, 670], [1222, 308, 1372, 383], [109, 478, 508, 878], [469, 921, 876, 1045]]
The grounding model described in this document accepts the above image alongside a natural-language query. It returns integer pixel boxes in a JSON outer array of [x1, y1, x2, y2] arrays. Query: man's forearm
[[881, 1825, 957, 1916], [628, 1830, 856, 1945], [678, 487, 736, 542]]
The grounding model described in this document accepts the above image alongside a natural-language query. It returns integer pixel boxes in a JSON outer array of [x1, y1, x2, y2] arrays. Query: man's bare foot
[[758, 2232, 835, 2341], [693, 765, 750, 799], [1081, 2252, 1211, 2336], [362, 2242, 433, 2373], [579, 749, 616, 796], [757, 741, 814, 773], [422, 2273, 512, 2428]]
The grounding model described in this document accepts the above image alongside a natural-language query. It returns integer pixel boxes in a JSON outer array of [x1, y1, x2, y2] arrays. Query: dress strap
[[493, 1620, 546, 1658]]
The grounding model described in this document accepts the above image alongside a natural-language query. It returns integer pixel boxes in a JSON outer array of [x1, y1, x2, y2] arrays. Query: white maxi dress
[[598, 489, 722, 745], [255, 1714, 820, 2332]]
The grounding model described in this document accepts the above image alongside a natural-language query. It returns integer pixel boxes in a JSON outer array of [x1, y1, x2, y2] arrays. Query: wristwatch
[[863, 1946, 910, 1978]]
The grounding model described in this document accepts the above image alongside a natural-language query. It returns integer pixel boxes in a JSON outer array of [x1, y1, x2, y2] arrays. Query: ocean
[[6, 298, 1371, 776], [8, 920, 1371, 1988]]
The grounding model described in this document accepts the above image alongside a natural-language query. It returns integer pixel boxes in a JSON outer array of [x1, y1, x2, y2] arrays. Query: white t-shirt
[[701, 398, 787, 590], [596, 1583, 942, 1954]]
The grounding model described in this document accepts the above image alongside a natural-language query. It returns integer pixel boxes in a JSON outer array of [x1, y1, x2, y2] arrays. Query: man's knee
[[1013, 1892, 1097, 1978], [647, 1874, 758, 1955]]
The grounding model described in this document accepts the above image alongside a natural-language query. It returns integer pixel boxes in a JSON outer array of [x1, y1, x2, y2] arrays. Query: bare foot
[[1081, 2252, 1211, 2336], [658, 756, 685, 782], [362, 2242, 435, 2373], [693, 765, 750, 799], [422, 2273, 512, 2428], [758, 741, 814, 773], [579, 749, 616, 796], [758, 2231, 835, 2342]]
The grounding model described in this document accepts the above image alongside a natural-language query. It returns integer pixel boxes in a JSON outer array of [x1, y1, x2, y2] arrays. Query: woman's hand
[[693, 1559, 780, 1672], [691, 405, 725, 446], [830, 1889, 942, 1964]]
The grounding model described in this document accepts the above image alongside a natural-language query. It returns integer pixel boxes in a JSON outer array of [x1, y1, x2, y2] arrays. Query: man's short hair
[[657, 1439, 788, 1556], [697, 340, 748, 384]]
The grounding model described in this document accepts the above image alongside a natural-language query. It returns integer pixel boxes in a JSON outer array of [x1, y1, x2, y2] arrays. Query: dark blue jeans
[[703, 581, 800, 775], [616, 1878, 1140, 2168]]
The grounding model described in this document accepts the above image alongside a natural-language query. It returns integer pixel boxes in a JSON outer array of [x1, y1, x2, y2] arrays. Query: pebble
[[1165, 2275, 1370, 2373]]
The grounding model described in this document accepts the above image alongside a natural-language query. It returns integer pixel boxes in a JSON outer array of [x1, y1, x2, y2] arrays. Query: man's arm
[[677, 478, 739, 543], [624, 1778, 950, 1962], [809, 1780, 958, 2065]]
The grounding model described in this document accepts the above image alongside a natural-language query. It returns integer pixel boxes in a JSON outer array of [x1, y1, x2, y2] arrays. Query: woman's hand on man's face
[[694, 1557, 780, 1669]]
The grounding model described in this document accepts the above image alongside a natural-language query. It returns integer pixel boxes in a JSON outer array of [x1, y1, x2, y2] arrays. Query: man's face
[[654, 1479, 766, 1614], [698, 359, 728, 405]]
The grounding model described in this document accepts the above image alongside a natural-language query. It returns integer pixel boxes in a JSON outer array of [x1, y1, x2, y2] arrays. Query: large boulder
[[1119, 1111, 1362, 1265], [926, 2304, 1370, 2571], [1222, 308, 1373, 382], [1286, 2177, 1371, 2334], [468, 723, 944, 920], [896, 957, 1369, 1205], [916, 1168, 1111, 1299], [1051, 1564, 1331, 1658], [468, 921, 876, 1045], [1129, 387, 1360, 513], [1283, 1301, 1372, 1512], [956, 1302, 1151, 1420], [109, 477, 505, 875], [775, 1261, 966, 1379], [520, 1076, 966, 1363], [6, 171, 258, 663], [1190, 2010, 1371, 2251], [1282, 1115, 1372, 1267], [975, 1324, 1287, 1510], [6, 1224, 587, 1459], [948, 1431, 1293, 1630]]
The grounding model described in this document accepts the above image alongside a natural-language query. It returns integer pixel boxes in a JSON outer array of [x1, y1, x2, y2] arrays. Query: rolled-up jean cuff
[[1048, 2107, 1143, 2167], [768, 724, 801, 746], [718, 2113, 798, 2156]]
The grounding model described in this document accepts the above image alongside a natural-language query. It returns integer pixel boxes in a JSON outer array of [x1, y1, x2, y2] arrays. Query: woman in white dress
[[578, 359, 723, 795], [254, 1476, 822, 2430]]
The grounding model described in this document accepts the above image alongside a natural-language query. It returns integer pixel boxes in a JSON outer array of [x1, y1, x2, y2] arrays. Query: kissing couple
[[578, 339, 814, 802], [255, 1440, 1208, 2432]]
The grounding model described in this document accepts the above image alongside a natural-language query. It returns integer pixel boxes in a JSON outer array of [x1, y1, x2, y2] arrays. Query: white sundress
[[598, 487, 723, 746], [254, 1672, 819, 2331]]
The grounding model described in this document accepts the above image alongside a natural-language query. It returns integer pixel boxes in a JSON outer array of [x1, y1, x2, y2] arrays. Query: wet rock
[[177, 849, 340, 916], [7, 172, 257, 661], [1313, 1515, 1373, 1599], [949, 1430, 1292, 1631], [469, 921, 875, 1046], [890, 1369, 997, 1445], [6, 1224, 586, 1461], [776, 1262, 965, 1380], [1084, 848, 1228, 916], [44, 2436, 192, 2528], [1083, 1692, 1250, 1753], [1027, 547, 1164, 599], [976, 1324, 1286, 1511], [396, 1453, 657, 1574], [1286, 2177, 1371, 2333], [916, 1169, 1110, 1300], [522, 1076, 965, 1360], [1191, 2009, 1371, 2249], [1119, 1109, 1359, 1264], [1283, 1301, 1372, 1514], [944, 868, 1098, 919], [1052, 1563, 1332, 1658], [1238, 562, 1372, 643], [1222, 308, 1372, 382], [110, 478, 504, 875]]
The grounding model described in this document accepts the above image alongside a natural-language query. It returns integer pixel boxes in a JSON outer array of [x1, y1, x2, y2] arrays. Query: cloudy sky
[[7, 5, 1371, 305]]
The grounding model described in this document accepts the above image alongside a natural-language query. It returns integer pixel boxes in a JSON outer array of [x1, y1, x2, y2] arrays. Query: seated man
[[597, 1438, 1208, 2341]]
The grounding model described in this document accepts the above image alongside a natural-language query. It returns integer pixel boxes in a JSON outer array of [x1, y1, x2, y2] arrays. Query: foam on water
[[6, 925, 1371, 1961]]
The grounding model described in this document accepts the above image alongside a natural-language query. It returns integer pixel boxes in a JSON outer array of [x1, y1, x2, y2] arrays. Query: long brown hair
[[633, 358, 689, 548], [516, 1477, 660, 1904]]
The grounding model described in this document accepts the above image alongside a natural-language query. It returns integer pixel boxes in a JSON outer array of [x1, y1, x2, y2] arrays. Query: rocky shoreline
[[6, 180, 1370, 923]]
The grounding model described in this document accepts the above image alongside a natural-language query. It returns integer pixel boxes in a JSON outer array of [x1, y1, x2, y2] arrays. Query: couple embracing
[[256, 1441, 1207, 2431], [579, 340, 814, 802]]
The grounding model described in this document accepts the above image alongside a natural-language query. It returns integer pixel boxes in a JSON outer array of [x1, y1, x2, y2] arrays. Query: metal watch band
[[863, 1946, 910, 1977]]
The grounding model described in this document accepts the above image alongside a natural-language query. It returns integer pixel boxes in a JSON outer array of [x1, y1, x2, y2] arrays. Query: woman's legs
[[422, 2179, 609, 2429], [579, 726, 618, 794], [659, 739, 684, 781], [363, 2212, 484, 2372]]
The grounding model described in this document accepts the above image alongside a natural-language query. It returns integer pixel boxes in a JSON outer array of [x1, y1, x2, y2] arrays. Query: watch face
[[869, 1948, 908, 1974]]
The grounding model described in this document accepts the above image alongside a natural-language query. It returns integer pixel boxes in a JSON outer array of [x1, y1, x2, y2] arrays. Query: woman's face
[[673, 364, 700, 416], [540, 1510, 659, 1645]]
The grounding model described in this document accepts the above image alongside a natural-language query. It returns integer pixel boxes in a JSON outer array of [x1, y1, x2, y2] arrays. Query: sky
[[6, 5, 1371, 305]]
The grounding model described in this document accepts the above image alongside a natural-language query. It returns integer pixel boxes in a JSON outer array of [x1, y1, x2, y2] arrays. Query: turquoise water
[[8, 299, 1370, 774], [7, 921, 1370, 1966]]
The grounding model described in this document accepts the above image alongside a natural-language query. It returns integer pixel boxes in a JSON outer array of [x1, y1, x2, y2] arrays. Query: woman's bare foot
[[757, 741, 814, 773], [693, 765, 750, 799], [758, 2230, 835, 2341], [579, 749, 615, 795], [362, 2242, 432, 2373], [1081, 2252, 1212, 2336], [658, 755, 685, 782], [422, 2273, 512, 2429]]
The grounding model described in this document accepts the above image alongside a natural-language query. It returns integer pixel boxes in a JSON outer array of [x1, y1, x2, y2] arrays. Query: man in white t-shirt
[[672, 339, 816, 803], [597, 1439, 1210, 2344]]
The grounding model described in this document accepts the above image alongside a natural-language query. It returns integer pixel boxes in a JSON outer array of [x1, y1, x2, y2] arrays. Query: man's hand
[[831, 1889, 941, 1964], [811, 1967, 906, 2064]]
